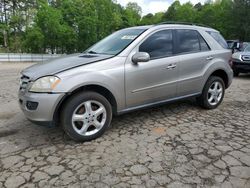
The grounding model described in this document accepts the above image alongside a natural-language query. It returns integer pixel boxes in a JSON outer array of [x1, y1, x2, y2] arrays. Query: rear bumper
[[18, 91, 65, 124], [232, 61, 250, 73]]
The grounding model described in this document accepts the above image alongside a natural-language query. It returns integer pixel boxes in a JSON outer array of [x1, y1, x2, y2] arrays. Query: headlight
[[29, 76, 61, 93], [242, 55, 250, 61]]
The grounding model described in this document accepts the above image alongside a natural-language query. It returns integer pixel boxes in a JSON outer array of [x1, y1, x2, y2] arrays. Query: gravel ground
[[0, 63, 249, 188]]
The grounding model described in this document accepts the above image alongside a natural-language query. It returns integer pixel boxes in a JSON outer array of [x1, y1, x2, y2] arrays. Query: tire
[[233, 70, 239, 77], [61, 91, 112, 142], [197, 76, 225, 109]]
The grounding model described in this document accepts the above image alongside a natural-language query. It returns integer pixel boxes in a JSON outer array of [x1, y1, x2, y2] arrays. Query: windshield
[[244, 45, 250, 52], [85, 28, 146, 55]]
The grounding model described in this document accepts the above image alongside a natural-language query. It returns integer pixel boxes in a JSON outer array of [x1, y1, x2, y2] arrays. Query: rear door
[[175, 29, 212, 97]]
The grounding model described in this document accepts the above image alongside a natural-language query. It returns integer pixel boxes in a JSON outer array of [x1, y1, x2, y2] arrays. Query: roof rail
[[156, 21, 211, 28]]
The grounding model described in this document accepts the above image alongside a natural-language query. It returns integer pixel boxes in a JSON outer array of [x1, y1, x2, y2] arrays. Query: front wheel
[[61, 91, 112, 141], [197, 76, 225, 109]]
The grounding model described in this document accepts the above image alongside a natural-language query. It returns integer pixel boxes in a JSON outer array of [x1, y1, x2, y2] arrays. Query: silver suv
[[19, 23, 233, 141]]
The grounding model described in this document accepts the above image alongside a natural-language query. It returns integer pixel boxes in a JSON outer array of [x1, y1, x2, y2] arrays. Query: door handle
[[206, 56, 214, 61], [166, 64, 177, 69]]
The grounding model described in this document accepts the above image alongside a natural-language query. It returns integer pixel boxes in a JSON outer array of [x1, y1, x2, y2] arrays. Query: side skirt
[[117, 92, 201, 115]]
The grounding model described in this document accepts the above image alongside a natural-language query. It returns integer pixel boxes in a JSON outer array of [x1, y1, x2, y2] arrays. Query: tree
[[23, 26, 44, 53], [122, 2, 141, 26], [231, 0, 250, 41], [163, 1, 181, 21], [141, 12, 164, 25], [35, 1, 66, 53], [1, 0, 249, 53]]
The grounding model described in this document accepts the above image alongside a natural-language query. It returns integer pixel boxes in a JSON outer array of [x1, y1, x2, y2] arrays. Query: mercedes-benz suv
[[19, 23, 233, 141]]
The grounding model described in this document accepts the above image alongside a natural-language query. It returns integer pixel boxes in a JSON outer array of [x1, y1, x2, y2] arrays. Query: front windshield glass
[[244, 45, 250, 52], [85, 28, 146, 55]]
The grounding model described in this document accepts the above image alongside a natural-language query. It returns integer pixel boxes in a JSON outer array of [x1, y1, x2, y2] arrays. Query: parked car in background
[[227, 40, 239, 49], [19, 23, 233, 141], [243, 42, 250, 51], [232, 44, 250, 76], [226, 40, 250, 53]]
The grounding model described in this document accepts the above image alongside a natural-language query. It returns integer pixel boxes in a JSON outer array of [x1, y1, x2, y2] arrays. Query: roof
[[126, 22, 218, 32]]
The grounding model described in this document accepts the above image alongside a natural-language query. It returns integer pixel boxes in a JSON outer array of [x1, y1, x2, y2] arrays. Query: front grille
[[20, 75, 30, 91]]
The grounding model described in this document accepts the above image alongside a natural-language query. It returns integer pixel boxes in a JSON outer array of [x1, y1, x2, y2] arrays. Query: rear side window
[[176, 29, 210, 54], [177, 30, 200, 53], [139, 30, 173, 59], [207, 31, 228, 49], [199, 34, 210, 51]]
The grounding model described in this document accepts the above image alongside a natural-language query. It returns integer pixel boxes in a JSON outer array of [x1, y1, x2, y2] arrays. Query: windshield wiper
[[87, 50, 98, 54], [85, 50, 113, 55]]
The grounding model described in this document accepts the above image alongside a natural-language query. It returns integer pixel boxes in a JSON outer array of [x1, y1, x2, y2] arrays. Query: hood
[[22, 54, 113, 80], [232, 51, 250, 62]]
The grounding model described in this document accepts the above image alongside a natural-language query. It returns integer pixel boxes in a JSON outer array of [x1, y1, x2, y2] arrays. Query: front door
[[125, 29, 179, 108]]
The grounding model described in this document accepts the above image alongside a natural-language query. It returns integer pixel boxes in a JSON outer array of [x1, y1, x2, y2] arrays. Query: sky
[[116, 0, 205, 16]]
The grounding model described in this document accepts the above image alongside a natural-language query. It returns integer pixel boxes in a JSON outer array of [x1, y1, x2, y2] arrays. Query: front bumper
[[18, 91, 65, 124], [232, 61, 250, 73]]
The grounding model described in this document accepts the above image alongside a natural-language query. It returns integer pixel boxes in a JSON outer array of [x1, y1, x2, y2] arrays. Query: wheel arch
[[53, 84, 118, 126], [207, 69, 229, 89]]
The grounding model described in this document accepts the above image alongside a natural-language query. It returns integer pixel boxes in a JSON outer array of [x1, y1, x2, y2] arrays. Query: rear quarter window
[[207, 31, 228, 49]]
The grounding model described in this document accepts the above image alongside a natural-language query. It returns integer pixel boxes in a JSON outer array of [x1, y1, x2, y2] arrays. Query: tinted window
[[177, 30, 200, 53], [207, 31, 228, 49], [139, 30, 173, 59], [199, 34, 210, 51]]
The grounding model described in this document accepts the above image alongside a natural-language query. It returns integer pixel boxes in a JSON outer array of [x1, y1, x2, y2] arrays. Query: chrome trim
[[118, 92, 201, 114], [242, 55, 250, 61], [132, 80, 176, 93]]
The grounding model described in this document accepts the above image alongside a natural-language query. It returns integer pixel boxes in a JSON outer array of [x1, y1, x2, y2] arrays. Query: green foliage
[[1, 0, 250, 53], [231, 0, 250, 41], [141, 12, 164, 25], [23, 27, 44, 53]]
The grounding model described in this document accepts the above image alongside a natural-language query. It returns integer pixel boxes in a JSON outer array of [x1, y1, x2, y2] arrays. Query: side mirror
[[132, 52, 150, 64]]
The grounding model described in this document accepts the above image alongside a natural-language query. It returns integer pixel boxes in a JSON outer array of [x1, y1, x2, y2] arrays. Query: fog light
[[26, 101, 38, 110]]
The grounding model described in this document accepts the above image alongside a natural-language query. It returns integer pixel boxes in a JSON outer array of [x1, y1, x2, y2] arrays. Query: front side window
[[139, 30, 173, 59], [86, 28, 146, 55], [207, 31, 228, 49]]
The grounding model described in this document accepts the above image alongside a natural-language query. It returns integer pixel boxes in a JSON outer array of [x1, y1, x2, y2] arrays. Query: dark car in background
[[227, 40, 239, 49], [227, 40, 250, 53], [232, 44, 250, 76]]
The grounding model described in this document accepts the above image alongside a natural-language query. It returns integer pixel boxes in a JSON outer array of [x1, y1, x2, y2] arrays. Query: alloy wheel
[[207, 81, 223, 106], [71, 100, 107, 136]]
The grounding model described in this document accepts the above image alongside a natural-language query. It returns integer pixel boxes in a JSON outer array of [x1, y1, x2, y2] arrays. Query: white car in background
[[232, 43, 250, 76]]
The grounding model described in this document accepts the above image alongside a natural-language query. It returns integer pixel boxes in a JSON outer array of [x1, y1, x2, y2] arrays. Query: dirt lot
[[0, 63, 249, 188]]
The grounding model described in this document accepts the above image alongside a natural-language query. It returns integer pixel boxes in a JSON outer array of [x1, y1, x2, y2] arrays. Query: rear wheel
[[197, 76, 225, 109], [61, 91, 112, 141]]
